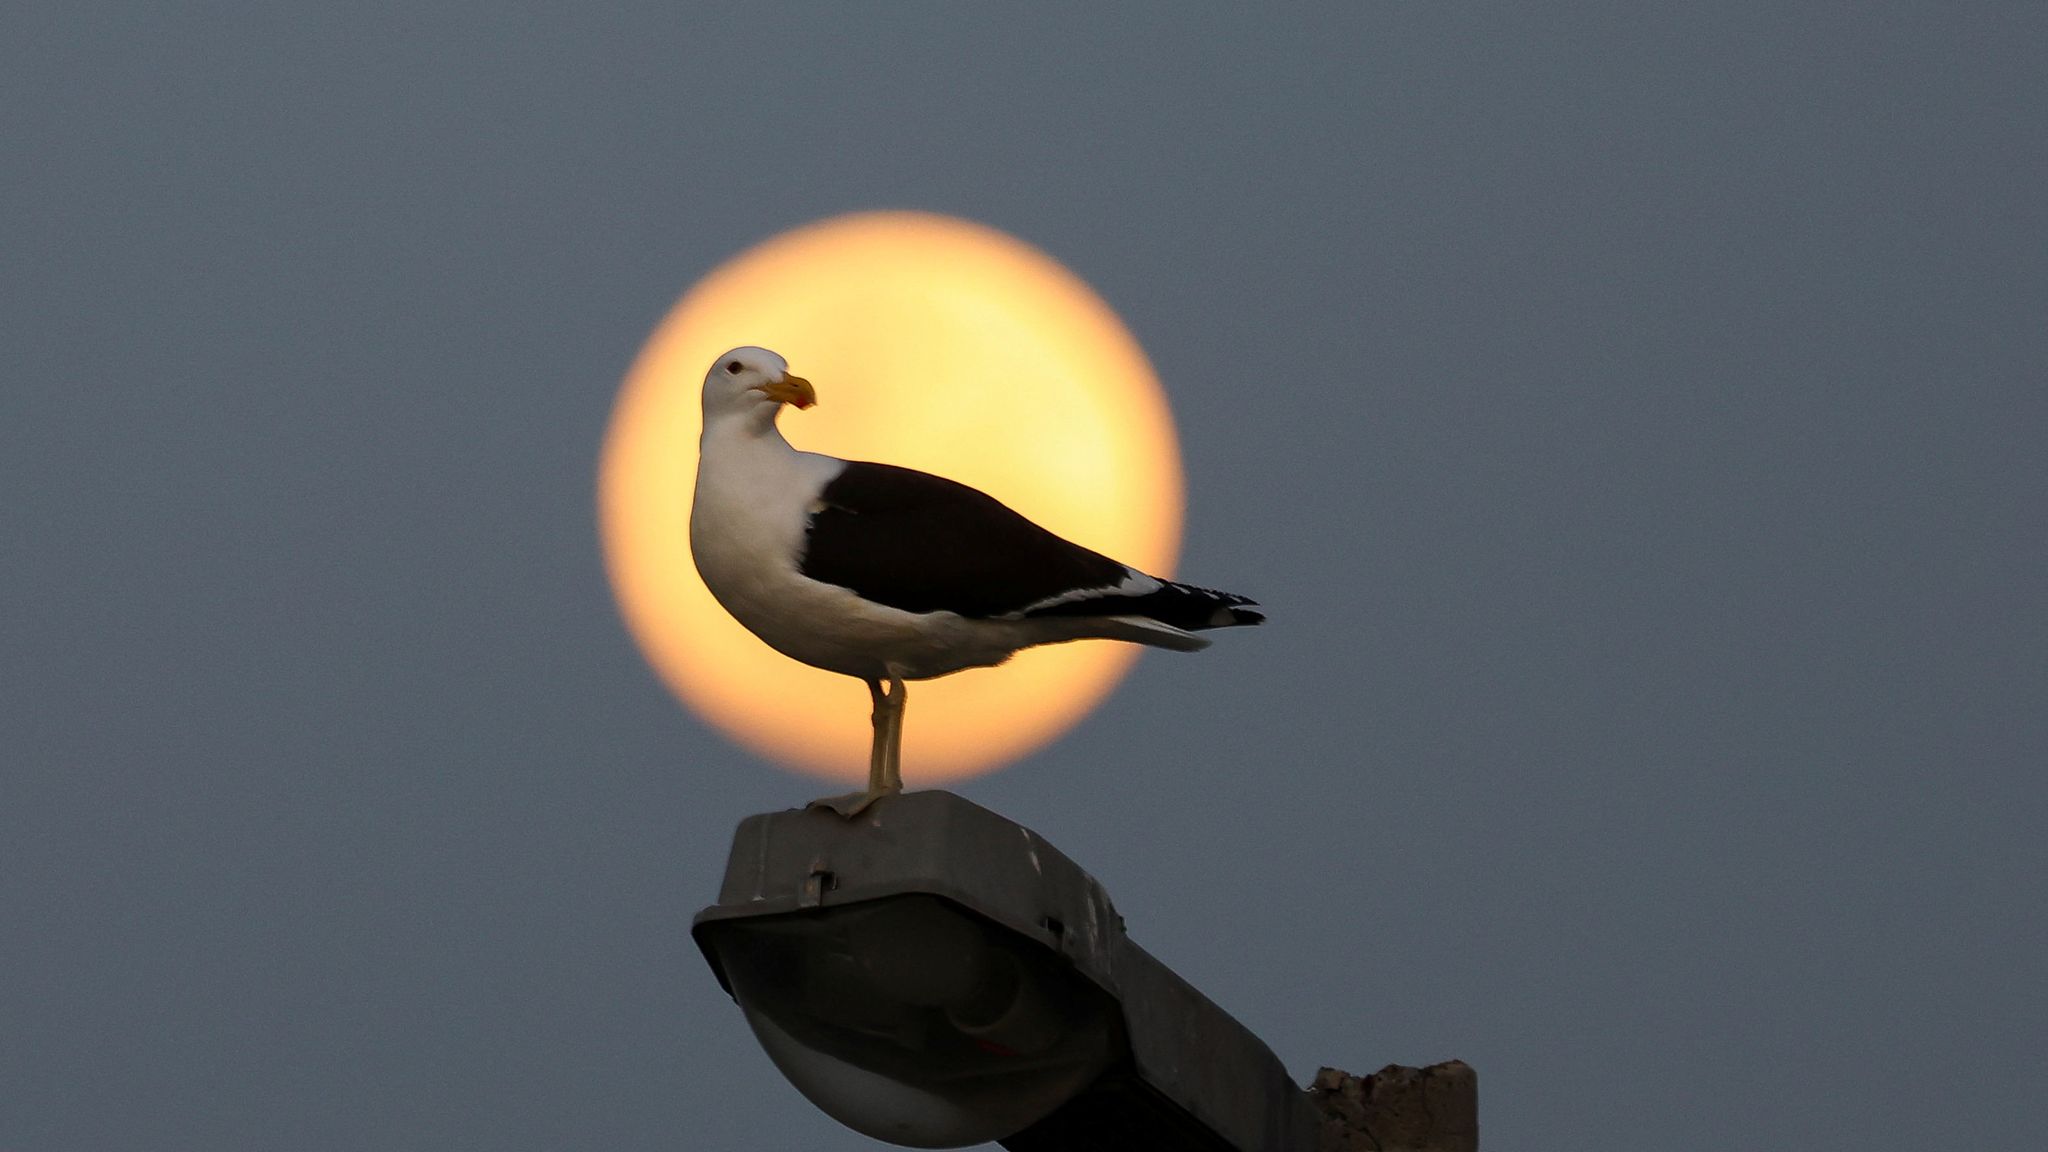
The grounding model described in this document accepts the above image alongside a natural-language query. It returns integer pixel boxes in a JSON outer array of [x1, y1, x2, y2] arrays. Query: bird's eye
[[725, 360, 743, 375]]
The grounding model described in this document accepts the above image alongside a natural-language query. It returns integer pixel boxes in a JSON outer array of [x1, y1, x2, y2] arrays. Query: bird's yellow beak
[[755, 374, 817, 409]]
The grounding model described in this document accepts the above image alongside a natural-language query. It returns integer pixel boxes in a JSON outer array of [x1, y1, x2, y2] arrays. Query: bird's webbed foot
[[807, 786, 901, 819]]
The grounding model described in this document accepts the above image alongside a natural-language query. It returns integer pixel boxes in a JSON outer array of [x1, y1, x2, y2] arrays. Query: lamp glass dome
[[703, 895, 1116, 1148]]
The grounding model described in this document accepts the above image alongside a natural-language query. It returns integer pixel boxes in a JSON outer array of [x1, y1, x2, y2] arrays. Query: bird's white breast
[[689, 427, 891, 675], [690, 428, 826, 607]]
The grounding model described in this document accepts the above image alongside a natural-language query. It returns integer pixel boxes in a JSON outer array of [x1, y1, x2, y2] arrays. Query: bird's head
[[701, 346, 816, 422]]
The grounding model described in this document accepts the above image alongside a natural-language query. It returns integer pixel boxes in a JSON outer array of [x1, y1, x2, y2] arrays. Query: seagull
[[689, 346, 1263, 815]]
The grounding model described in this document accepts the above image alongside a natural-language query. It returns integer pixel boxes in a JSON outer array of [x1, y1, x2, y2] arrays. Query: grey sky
[[5, 4, 2044, 1149]]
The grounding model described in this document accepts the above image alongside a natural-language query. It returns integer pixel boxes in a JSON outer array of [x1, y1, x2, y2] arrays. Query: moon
[[598, 211, 1184, 784]]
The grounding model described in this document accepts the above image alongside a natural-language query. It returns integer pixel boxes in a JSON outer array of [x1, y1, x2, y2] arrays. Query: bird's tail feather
[[1091, 615, 1213, 652], [1023, 575, 1264, 633]]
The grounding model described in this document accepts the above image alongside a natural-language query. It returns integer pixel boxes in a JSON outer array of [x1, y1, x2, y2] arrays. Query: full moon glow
[[598, 211, 1184, 783]]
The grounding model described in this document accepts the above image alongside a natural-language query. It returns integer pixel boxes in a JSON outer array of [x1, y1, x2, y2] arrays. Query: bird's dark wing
[[798, 461, 1128, 619]]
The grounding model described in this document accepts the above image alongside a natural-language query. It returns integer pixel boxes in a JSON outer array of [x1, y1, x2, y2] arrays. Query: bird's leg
[[810, 676, 906, 819], [878, 675, 907, 793], [866, 676, 896, 795]]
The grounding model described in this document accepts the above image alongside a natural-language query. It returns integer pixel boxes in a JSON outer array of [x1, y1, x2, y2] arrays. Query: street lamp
[[693, 790, 1318, 1151]]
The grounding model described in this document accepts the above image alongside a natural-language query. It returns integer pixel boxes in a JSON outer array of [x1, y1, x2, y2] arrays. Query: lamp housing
[[693, 790, 1316, 1151]]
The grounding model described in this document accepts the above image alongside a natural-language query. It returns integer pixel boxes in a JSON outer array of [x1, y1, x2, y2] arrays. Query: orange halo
[[597, 211, 1184, 783]]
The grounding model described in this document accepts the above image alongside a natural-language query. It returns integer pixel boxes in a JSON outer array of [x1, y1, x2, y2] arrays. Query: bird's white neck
[[701, 402, 793, 449]]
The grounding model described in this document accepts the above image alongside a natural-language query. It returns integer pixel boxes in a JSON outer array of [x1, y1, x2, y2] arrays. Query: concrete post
[[1308, 1061, 1477, 1152]]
